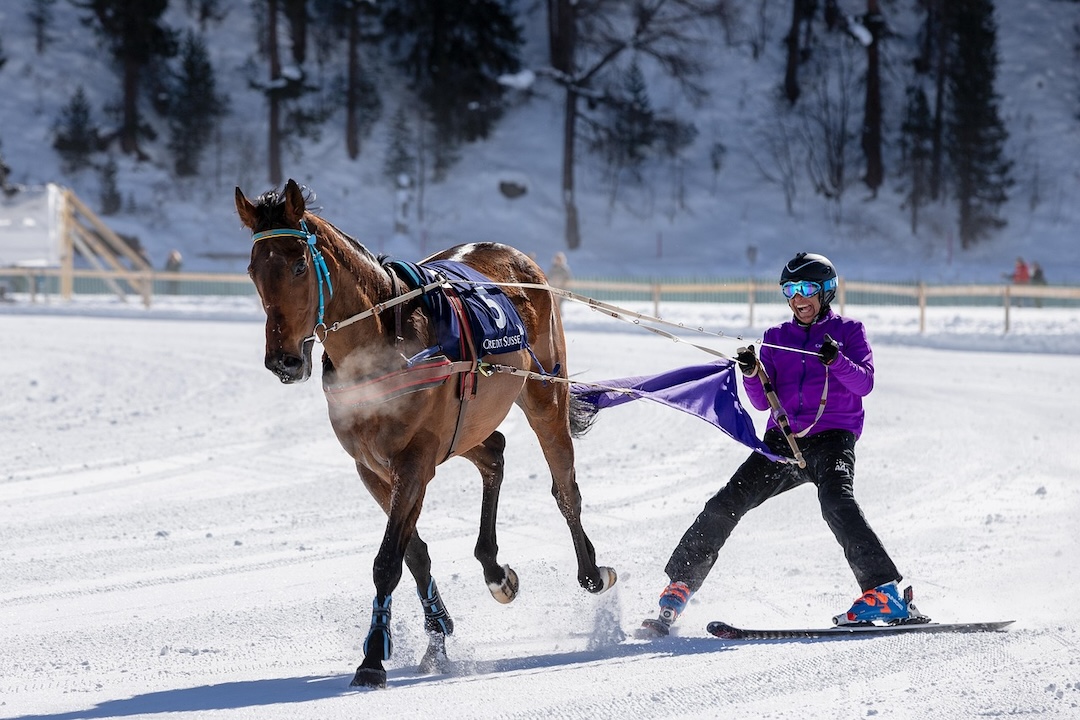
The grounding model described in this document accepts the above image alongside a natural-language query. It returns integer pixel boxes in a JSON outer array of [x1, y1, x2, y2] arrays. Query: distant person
[[1006, 257, 1030, 307], [165, 249, 183, 294], [642, 252, 926, 636], [1030, 261, 1047, 308], [0, 154, 18, 197], [546, 251, 572, 311], [393, 174, 413, 235], [1009, 257, 1030, 285]]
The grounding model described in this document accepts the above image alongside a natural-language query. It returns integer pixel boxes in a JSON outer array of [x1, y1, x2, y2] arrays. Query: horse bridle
[[251, 218, 453, 345], [251, 219, 335, 340]]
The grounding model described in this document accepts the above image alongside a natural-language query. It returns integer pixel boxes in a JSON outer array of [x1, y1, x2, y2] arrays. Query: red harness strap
[[323, 357, 474, 408], [321, 282, 484, 463]]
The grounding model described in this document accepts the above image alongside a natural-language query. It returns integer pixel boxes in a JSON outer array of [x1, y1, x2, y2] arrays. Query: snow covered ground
[[3, 300, 1079, 719]]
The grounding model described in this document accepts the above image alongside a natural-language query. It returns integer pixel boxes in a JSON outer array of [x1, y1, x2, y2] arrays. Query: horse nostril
[[266, 352, 304, 378]]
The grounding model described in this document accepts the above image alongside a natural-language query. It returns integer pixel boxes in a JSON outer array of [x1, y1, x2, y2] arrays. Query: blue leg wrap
[[363, 594, 393, 660], [419, 578, 455, 636]]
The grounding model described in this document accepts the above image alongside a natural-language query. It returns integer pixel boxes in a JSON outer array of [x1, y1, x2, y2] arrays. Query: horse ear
[[283, 179, 306, 224], [235, 187, 257, 230]]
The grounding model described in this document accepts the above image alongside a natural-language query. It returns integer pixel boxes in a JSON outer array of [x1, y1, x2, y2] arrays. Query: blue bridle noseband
[[251, 219, 334, 332]]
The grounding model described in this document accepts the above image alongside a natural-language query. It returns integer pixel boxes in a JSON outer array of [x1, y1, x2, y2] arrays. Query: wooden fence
[[566, 278, 1080, 333], [2, 269, 1077, 334], [2, 185, 1076, 332]]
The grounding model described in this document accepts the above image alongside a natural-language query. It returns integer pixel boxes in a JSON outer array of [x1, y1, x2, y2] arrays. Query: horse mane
[[251, 183, 380, 272], [309, 214, 381, 273]]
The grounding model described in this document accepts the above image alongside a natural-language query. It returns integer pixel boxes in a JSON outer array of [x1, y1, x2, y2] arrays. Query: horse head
[[236, 178, 322, 383]]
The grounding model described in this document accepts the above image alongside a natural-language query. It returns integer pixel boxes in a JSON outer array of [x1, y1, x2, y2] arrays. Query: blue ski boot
[[834, 581, 928, 626], [640, 581, 693, 637]]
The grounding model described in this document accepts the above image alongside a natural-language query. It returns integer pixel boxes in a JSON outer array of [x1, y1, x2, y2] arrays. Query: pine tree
[[53, 87, 100, 173], [610, 62, 656, 171], [167, 31, 227, 176], [72, 0, 178, 158], [944, 0, 1013, 248], [380, 0, 524, 173]]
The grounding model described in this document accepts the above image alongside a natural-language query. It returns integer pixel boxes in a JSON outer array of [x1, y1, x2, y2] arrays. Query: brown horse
[[236, 179, 616, 688]]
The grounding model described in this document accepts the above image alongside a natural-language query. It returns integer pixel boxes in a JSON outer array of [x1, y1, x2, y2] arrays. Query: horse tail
[[568, 389, 600, 438]]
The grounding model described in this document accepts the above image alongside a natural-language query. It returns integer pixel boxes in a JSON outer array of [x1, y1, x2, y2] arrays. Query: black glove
[[820, 334, 839, 366], [735, 346, 758, 377]]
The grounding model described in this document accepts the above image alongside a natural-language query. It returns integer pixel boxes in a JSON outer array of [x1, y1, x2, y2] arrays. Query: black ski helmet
[[780, 252, 838, 308]]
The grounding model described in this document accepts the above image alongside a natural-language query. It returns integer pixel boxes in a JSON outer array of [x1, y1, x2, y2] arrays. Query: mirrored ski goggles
[[781, 278, 836, 299]]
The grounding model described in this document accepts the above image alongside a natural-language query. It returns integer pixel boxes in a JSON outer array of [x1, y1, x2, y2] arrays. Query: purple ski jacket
[[743, 309, 874, 438]]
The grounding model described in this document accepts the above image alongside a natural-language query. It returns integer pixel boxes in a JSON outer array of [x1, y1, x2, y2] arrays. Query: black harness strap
[[441, 284, 480, 462]]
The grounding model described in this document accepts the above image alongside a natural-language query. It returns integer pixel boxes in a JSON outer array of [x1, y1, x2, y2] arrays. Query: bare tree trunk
[[783, 0, 805, 104], [549, 0, 580, 249], [268, 0, 282, 186], [283, 0, 307, 65], [121, 55, 141, 157], [562, 89, 581, 249], [862, 0, 884, 196], [930, 0, 946, 200], [416, 106, 427, 226], [804, 42, 854, 202], [345, 1, 360, 159]]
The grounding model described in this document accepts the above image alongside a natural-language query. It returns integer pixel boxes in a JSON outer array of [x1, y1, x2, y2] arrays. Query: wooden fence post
[[58, 187, 74, 301], [918, 282, 926, 334], [1004, 286, 1011, 333], [748, 277, 755, 328]]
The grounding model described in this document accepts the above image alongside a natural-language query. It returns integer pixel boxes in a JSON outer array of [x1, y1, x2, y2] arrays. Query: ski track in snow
[[2, 305, 1080, 719]]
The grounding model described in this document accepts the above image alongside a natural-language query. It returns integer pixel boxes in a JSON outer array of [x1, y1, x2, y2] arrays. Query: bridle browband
[[252, 219, 335, 336]]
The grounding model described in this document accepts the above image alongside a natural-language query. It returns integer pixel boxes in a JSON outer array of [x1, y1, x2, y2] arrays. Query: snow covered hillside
[[0, 1, 1078, 283]]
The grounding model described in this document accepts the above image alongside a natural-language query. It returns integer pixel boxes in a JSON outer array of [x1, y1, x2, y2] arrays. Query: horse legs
[[351, 460, 445, 688], [406, 537, 454, 674], [462, 431, 520, 604], [518, 383, 617, 595]]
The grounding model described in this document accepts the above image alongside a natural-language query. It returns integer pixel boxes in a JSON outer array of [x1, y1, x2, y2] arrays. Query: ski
[[706, 619, 1014, 640]]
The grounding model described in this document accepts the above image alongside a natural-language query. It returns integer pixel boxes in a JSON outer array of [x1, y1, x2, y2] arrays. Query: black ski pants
[[665, 428, 900, 594]]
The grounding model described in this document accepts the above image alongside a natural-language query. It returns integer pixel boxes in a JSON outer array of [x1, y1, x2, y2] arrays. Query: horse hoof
[[488, 564, 519, 604], [584, 566, 618, 594], [418, 634, 452, 675], [350, 665, 387, 689]]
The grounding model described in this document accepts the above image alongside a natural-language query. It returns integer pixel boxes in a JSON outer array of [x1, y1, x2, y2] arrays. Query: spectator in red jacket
[[1010, 257, 1030, 285]]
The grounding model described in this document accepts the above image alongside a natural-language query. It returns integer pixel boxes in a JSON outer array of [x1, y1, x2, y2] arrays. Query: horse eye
[[293, 258, 308, 276]]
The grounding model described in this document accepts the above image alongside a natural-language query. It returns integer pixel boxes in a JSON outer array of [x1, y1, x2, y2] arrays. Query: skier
[[645, 252, 926, 634]]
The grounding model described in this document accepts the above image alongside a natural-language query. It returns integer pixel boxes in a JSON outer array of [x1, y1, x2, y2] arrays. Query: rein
[[249, 222, 809, 364], [453, 280, 823, 362], [249, 225, 818, 463], [316, 274, 448, 343]]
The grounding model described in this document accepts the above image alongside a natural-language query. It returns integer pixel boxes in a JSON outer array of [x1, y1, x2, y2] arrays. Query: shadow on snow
[[10, 637, 735, 718]]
